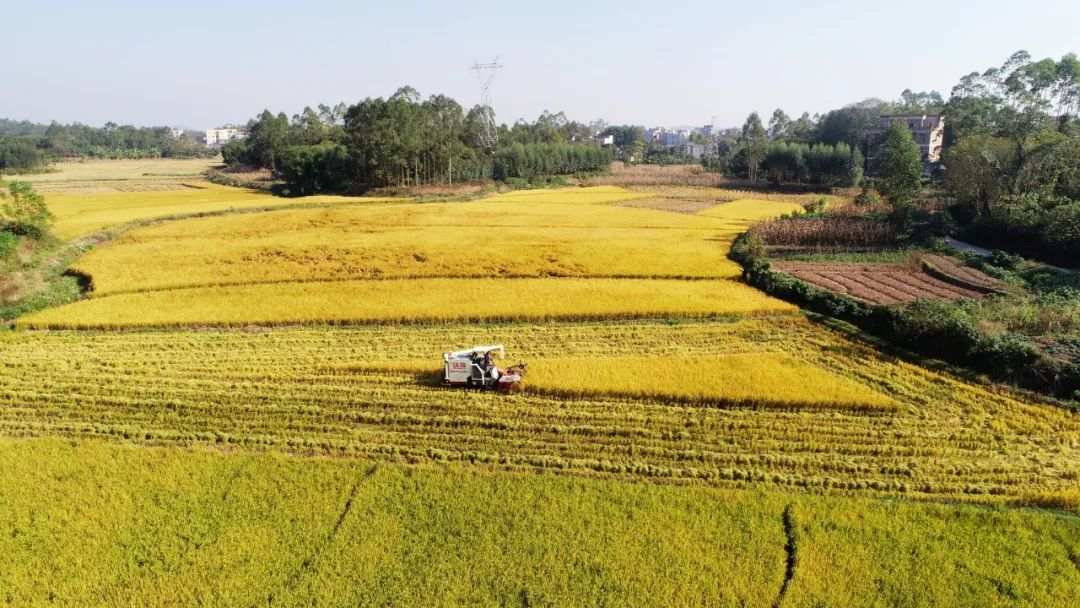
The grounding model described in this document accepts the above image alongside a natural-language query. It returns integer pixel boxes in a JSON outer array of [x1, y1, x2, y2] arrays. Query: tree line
[[222, 87, 611, 194], [940, 51, 1080, 265], [0, 120, 213, 172]]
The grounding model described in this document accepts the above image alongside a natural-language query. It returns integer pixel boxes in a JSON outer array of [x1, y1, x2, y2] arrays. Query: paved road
[[944, 237, 993, 258]]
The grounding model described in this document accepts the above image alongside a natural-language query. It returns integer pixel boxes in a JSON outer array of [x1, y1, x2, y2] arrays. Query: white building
[[205, 127, 243, 148]]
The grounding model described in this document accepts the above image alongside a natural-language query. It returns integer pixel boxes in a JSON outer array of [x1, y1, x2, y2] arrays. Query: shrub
[[802, 197, 828, 215], [0, 181, 52, 239], [886, 300, 982, 361], [1042, 202, 1080, 260], [0, 230, 17, 259], [986, 250, 1024, 271], [854, 188, 882, 207]]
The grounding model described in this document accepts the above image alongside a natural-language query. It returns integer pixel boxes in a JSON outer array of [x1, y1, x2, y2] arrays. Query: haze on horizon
[[5, 0, 1078, 130]]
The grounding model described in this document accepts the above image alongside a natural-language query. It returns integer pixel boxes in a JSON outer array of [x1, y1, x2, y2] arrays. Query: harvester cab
[[442, 344, 526, 392]]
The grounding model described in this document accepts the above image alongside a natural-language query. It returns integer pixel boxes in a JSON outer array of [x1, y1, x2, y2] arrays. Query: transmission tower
[[470, 57, 503, 107], [469, 57, 503, 151]]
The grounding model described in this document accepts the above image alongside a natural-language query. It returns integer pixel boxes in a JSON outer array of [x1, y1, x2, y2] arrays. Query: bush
[[855, 188, 882, 207], [1042, 202, 1080, 260], [886, 300, 981, 361], [964, 193, 1080, 267], [803, 197, 828, 215], [0, 230, 17, 259], [0, 182, 52, 239], [986, 250, 1024, 271]]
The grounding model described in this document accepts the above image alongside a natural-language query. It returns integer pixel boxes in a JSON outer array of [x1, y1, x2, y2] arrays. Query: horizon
[[4, 0, 1078, 130]]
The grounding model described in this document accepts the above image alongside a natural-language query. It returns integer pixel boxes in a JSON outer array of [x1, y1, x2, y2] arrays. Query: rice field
[[1, 318, 1077, 502], [3, 439, 1076, 607], [27, 189, 804, 327], [45, 185, 392, 240], [4, 162, 1079, 604], [16, 278, 796, 329], [67, 200, 757, 296], [524, 354, 896, 410], [14, 158, 221, 193]]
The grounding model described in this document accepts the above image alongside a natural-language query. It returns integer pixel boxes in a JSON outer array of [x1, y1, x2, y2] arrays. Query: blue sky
[[4, 0, 1078, 129]]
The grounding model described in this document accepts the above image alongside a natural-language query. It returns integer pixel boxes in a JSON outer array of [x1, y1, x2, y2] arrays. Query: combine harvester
[[442, 345, 527, 392]]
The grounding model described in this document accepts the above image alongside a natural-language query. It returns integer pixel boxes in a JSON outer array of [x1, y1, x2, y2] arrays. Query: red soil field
[[771, 261, 989, 305]]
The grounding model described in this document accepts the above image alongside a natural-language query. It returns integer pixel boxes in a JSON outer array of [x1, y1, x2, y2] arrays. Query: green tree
[[245, 110, 291, 170], [815, 100, 887, 147], [878, 123, 922, 207], [768, 109, 791, 140], [944, 135, 1017, 216], [848, 146, 865, 187], [739, 112, 767, 182], [278, 143, 351, 195]]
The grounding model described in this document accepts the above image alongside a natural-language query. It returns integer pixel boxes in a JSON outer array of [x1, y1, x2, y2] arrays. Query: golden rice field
[[5, 165, 1080, 605], [3, 439, 1076, 607], [526, 354, 896, 410], [14, 158, 220, 193], [68, 200, 764, 295], [17, 277, 796, 328], [46, 184, 391, 240], [25, 187, 804, 327], [2, 318, 1077, 502]]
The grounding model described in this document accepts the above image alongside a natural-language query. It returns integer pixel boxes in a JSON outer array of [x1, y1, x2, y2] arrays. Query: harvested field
[[772, 262, 988, 305], [15, 158, 220, 193], [617, 196, 722, 214], [921, 254, 1007, 293], [2, 318, 1078, 501], [586, 163, 730, 187]]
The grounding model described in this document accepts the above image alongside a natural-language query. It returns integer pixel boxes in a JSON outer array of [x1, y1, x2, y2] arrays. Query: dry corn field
[[3, 170, 1079, 605]]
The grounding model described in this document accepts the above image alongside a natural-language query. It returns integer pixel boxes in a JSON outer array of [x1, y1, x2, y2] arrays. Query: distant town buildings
[[205, 127, 244, 148], [676, 143, 708, 160], [169, 127, 186, 139], [647, 127, 694, 147], [871, 114, 945, 163]]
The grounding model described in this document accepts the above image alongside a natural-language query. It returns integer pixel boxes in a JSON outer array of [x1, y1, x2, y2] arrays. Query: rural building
[[870, 114, 945, 163], [205, 127, 244, 148]]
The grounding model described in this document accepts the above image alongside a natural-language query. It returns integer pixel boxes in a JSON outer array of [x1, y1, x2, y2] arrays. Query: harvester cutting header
[[443, 345, 527, 392]]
